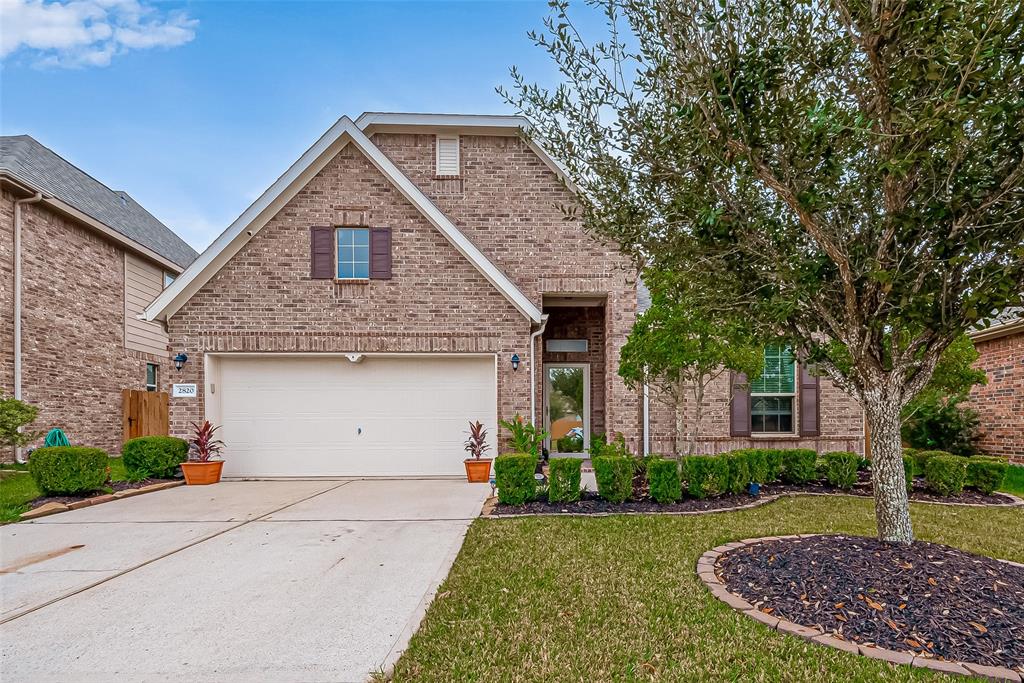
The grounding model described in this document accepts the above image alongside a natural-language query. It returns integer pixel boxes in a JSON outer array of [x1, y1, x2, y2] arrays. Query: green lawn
[[389, 496, 1024, 682], [0, 457, 129, 523], [1000, 464, 1024, 496]]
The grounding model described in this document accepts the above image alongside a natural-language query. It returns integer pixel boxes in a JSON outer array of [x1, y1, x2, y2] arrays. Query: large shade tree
[[503, 0, 1024, 542]]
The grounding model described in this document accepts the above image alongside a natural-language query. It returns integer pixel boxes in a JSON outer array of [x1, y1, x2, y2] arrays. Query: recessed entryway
[[545, 363, 589, 453]]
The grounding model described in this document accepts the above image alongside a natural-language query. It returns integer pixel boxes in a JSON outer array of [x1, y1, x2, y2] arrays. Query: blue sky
[[1, 1, 587, 250]]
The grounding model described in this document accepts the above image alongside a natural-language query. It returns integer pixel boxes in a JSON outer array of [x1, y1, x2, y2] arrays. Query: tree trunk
[[689, 382, 704, 456], [863, 390, 914, 544], [675, 376, 688, 456]]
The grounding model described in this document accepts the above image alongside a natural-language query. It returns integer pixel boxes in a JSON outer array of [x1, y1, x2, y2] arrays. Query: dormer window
[[435, 135, 460, 176]]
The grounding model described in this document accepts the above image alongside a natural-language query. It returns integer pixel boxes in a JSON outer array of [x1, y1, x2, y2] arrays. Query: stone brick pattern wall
[[646, 367, 864, 456], [166, 134, 640, 448], [970, 332, 1023, 464], [1, 191, 171, 458]]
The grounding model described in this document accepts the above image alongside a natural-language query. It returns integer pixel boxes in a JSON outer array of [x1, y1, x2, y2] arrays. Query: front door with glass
[[545, 364, 590, 453]]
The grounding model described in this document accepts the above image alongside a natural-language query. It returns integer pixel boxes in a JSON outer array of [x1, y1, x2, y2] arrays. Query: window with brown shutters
[[309, 226, 333, 279], [799, 363, 821, 436], [729, 371, 752, 437], [369, 227, 392, 279]]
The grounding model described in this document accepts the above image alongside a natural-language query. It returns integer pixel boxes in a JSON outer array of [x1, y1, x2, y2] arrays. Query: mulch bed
[[489, 478, 1015, 516], [717, 535, 1024, 671], [30, 477, 178, 508]]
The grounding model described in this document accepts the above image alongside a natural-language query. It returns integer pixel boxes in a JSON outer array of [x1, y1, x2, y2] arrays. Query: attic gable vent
[[435, 135, 460, 176]]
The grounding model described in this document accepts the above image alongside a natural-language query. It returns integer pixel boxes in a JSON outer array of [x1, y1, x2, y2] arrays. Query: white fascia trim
[[356, 113, 581, 196], [144, 116, 541, 323]]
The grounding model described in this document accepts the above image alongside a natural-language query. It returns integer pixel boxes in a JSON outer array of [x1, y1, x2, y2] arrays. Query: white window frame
[[435, 135, 460, 176], [750, 346, 797, 435], [145, 362, 159, 392], [335, 227, 370, 280]]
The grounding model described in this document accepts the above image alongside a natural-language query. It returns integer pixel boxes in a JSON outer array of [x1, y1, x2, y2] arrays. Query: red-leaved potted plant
[[463, 420, 492, 483], [181, 420, 225, 485]]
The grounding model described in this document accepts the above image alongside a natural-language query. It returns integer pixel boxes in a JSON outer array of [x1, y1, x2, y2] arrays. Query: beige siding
[[124, 253, 168, 356]]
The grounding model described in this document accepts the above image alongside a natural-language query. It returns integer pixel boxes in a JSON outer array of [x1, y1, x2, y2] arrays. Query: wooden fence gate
[[122, 389, 169, 442]]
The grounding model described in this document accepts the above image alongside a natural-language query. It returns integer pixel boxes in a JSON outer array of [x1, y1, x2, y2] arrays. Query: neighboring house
[[142, 113, 863, 478], [1, 135, 198, 457], [969, 308, 1023, 465]]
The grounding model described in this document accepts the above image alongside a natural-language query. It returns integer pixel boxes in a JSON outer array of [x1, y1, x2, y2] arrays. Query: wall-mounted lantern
[[511, 353, 521, 371], [173, 353, 188, 372]]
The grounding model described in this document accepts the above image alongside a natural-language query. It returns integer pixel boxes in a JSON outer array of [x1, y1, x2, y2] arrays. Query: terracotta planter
[[464, 458, 492, 483], [181, 460, 225, 485]]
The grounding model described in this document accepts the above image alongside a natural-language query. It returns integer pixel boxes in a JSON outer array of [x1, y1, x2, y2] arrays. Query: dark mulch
[[760, 476, 1012, 506], [30, 478, 177, 508], [718, 534, 1024, 670]]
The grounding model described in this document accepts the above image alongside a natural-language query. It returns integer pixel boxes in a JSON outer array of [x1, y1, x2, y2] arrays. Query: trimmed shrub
[[495, 453, 537, 505], [740, 449, 769, 484], [762, 449, 784, 482], [594, 456, 633, 503], [966, 457, 1008, 495], [724, 451, 751, 494], [122, 436, 188, 479], [647, 458, 681, 504], [822, 451, 860, 490], [780, 449, 818, 484], [924, 454, 969, 497], [28, 446, 109, 495], [902, 454, 915, 493], [912, 449, 953, 474], [683, 454, 729, 499], [548, 457, 582, 503]]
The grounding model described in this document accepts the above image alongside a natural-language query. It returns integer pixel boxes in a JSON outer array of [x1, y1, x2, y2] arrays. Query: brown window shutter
[[729, 372, 751, 437], [369, 227, 392, 279], [310, 226, 333, 279], [799, 364, 820, 436]]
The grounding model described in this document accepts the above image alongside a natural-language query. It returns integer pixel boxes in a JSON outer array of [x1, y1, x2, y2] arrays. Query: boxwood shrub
[[494, 453, 537, 505], [902, 454, 915, 493], [780, 449, 818, 484], [743, 449, 769, 484], [924, 454, 969, 496], [723, 451, 751, 494], [822, 451, 860, 490], [683, 454, 728, 499], [122, 436, 188, 479], [913, 449, 953, 475], [966, 457, 1008, 495], [593, 455, 633, 504], [762, 449, 784, 482], [28, 446, 109, 495], [647, 458, 681, 504], [548, 457, 582, 503]]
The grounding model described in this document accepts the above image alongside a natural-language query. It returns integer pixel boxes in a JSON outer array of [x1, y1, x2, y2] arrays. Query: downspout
[[528, 314, 549, 427], [13, 192, 43, 463], [643, 383, 650, 456]]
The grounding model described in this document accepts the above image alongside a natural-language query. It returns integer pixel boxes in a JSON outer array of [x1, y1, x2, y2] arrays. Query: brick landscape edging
[[483, 490, 1024, 518], [696, 535, 1024, 682], [18, 481, 185, 521]]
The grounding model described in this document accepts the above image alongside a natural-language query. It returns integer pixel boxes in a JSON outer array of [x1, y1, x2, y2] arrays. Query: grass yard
[[0, 457, 129, 523], [1000, 464, 1024, 496], [389, 496, 1024, 682]]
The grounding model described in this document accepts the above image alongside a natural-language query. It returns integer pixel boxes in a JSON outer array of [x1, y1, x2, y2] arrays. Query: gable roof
[[143, 115, 543, 323], [0, 135, 198, 270]]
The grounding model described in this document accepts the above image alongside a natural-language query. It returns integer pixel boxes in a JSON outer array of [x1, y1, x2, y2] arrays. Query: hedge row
[[904, 448, 1008, 495]]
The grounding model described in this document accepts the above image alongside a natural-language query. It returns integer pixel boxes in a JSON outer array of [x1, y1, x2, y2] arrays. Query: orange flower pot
[[464, 458, 492, 483], [181, 460, 225, 485]]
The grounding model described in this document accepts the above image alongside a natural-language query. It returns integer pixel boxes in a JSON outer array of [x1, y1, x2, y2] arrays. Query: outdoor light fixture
[[510, 353, 521, 371], [173, 353, 188, 372]]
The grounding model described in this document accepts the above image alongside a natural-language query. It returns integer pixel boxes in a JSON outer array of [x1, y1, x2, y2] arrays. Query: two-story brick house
[[2, 136, 198, 457], [143, 113, 863, 478]]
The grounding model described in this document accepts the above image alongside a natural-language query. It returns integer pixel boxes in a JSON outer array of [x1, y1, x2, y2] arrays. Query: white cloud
[[0, 0, 197, 67]]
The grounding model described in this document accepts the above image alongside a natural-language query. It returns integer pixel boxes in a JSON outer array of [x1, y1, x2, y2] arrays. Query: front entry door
[[545, 364, 590, 453]]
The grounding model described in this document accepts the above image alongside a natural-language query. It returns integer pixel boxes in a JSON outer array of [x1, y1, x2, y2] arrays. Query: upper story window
[[336, 227, 370, 279], [435, 135, 460, 176], [750, 345, 796, 433]]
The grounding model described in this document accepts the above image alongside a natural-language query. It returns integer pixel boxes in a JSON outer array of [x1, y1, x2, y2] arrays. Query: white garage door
[[214, 355, 496, 478]]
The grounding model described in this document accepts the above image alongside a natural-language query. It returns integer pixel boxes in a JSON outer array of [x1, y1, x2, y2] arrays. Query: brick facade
[[970, 330, 1024, 464], [645, 369, 865, 456], [1, 190, 172, 457]]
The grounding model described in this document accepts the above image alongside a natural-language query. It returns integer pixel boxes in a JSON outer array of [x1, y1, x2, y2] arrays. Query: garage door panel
[[215, 355, 496, 477]]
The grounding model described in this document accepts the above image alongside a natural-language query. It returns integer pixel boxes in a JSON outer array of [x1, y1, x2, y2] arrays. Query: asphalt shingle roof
[[1, 135, 197, 268]]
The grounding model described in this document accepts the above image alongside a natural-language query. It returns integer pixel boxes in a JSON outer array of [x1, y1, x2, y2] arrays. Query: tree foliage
[[620, 269, 764, 453], [504, 0, 1024, 542]]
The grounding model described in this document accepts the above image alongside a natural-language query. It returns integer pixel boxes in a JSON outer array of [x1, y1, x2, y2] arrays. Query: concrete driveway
[[0, 479, 489, 682]]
